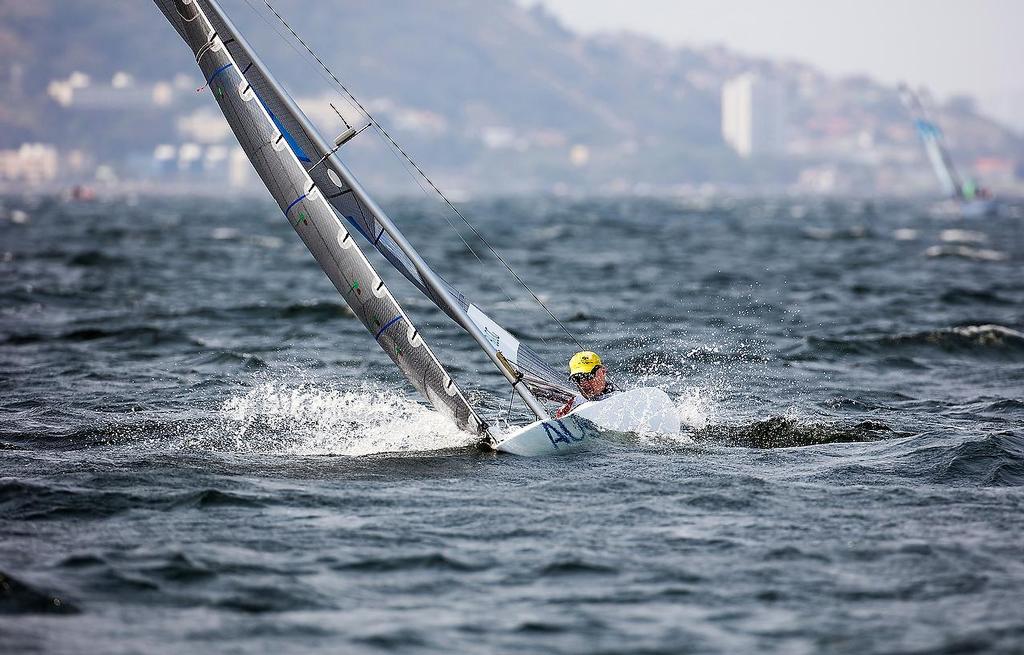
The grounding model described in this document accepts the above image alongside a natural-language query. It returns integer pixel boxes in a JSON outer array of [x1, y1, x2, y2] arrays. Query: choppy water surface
[[1, 195, 1023, 654]]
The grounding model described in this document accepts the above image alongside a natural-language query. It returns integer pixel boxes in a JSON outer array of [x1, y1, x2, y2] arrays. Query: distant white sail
[[899, 85, 964, 199]]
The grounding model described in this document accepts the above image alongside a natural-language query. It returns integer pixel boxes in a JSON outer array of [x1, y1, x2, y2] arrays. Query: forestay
[[153, 0, 487, 433]]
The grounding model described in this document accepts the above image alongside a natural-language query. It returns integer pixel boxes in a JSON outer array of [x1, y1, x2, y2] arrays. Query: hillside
[[0, 0, 1020, 193]]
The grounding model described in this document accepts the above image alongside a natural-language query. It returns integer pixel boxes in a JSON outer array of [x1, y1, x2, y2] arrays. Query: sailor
[[554, 351, 617, 418]]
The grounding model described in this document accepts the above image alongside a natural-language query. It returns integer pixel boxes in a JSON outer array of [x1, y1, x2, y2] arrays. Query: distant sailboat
[[152, 0, 679, 456], [898, 84, 996, 218]]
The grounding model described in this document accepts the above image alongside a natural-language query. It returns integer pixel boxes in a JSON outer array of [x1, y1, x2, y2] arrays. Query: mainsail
[[199, 3, 574, 405], [153, 0, 575, 433], [899, 84, 964, 199], [153, 0, 489, 433]]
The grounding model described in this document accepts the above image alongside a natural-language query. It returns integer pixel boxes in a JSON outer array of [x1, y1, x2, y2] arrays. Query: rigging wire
[[237, 0, 501, 289], [238, 0, 365, 123], [239, 0, 544, 342], [505, 385, 517, 423], [237, 0, 541, 351], [255, 0, 587, 353]]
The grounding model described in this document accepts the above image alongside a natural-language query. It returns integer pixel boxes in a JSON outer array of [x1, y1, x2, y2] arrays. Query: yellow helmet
[[568, 351, 602, 377]]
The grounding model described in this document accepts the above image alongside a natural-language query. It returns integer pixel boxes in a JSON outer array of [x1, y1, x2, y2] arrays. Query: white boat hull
[[930, 198, 998, 219], [494, 387, 680, 456], [959, 199, 997, 218]]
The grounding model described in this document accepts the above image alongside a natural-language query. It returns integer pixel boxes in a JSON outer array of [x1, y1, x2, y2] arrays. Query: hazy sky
[[528, 0, 1023, 131]]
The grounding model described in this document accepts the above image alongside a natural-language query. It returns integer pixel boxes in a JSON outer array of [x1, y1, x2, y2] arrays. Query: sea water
[[1, 195, 1022, 653]]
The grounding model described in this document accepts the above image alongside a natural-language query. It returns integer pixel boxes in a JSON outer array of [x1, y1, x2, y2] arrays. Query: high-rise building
[[721, 73, 786, 158]]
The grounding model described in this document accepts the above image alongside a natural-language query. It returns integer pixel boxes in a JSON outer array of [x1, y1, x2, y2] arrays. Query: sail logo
[[482, 325, 500, 349], [543, 415, 598, 449]]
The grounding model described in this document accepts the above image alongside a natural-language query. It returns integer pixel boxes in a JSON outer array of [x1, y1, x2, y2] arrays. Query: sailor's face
[[576, 367, 607, 399]]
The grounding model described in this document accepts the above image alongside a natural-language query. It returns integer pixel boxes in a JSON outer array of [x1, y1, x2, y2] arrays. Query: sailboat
[[898, 84, 997, 219], [152, 0, 680, 456]]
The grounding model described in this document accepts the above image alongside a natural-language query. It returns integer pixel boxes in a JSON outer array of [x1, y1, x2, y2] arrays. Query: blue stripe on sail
[[254, 92, 312, 163], [914, 119, 940, 138], [344, 215, 374, 242], [343, 215, 430, 295], [285, 194, 307, 215], [207, 62, 233, 85], [375, 315, 403, 340]]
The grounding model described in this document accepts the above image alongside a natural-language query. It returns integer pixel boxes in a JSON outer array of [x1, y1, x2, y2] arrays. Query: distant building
[[796, 164, 840, 194], [0, 143, 59, 185], [151, 143, 256, 189], [48, 71, 173, 110], [721, 73, 786, 158], [228, 148, 256, 188], [972, 157, 1017, 187]]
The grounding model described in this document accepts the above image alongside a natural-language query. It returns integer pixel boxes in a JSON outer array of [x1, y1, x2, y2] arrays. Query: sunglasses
[[570, 365, 602, 384]]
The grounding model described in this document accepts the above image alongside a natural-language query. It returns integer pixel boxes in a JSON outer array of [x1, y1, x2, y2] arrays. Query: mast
[[203, 0, 550, 420], [153, 0, 489, 435], [920, 94, 966, 199], [899, 84, 964, 199]]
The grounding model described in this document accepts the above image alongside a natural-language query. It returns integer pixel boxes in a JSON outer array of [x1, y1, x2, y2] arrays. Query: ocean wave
[[66, 250, 125, 268], [939, 229, 987, 244], [23, 416, 203, 449], [330, 552, 485, 573], [682, 345, 770, 364], [802, 225, 871, 240], [276, 299, 357, 321], [939, 288, 1013, 305], [912, 432, 1024, 487], [793, 324, 1024, 361], [2, 325, 201, 348], [0, 571, 79, 615], [210, 227, 284, 249], [214, 584, 331, 614], [925, 245, 1008, 261], [187, 350, 268, 370], [983, 399, 1024, 413], [693, 416, 902, 449], [166, 489, 267, 510], [537, 559, 618, 576], [182, 380, 474, 456], [674, 387, 717, 431], [801, 431, 1024, 487], [0, 480, 136, 521], [153, 300, 356, 323]]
